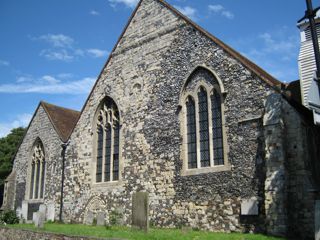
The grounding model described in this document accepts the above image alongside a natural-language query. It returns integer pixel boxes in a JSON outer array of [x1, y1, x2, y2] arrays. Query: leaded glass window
[[184, 84, 225, 171], [29, 141, 45, 199], [186, 96, 197, 169], [198, 88, 210, 167], [211, 89, 224, 165], [95, 97, 120, 183], [96, 125, 103, 182], [113, 122, 120, 181], [104, 125, 112, 182]]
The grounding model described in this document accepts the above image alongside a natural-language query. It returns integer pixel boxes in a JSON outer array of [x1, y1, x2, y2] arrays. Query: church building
[[2, 0, 320, 239]]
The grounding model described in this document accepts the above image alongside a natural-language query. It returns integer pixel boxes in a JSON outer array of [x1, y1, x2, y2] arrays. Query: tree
[[0, 127, 26, 185]]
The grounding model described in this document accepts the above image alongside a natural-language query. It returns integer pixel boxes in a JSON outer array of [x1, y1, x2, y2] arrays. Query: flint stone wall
[[8, 106, 62, 220], [6, 0, 318, 238], [63, 0, 276, 233]]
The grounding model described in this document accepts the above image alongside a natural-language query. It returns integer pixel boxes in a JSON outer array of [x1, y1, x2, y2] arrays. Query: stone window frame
[[180, 66, 230, 176], [91, 96, 123, 188], [26, 138, 46, 202]]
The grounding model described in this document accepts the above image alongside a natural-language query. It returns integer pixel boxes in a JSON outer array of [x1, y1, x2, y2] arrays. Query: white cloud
[[0, 60, 10, 66], [41, 75, 60, 84], [33, 33, 109, 61], [231, 27, 299, 82], [16, 75, 33, 83], [40, 49, 74, 62], [108, 0, 139, 8], [87, 49, 109, 58], [0, 76, 95, 95], [208, 4, 234, 19], [0, 113, 32, 138], [208, 4, 223, 12], [38, 34, 74, 48], [90, 10, 100, 16], [259, 32, 297, 53], [174, 5, 197, 21]]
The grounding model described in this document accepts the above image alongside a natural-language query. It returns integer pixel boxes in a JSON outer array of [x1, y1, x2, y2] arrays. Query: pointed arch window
[[30, 141, 45, 199], [95, 97, 120, 183], [186, 96, 197, 169], [181, 68, 229, 175]]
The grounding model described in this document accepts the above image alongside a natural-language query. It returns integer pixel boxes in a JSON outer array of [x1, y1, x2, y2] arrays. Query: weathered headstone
[[34, 212, 45, 228], [32, 212, 37, 223], [46, 202, 55, 222], [315, 200, 320, 240], [39, 204, 47, 219], [96, 212, 105, 226], [241, 198, 258, 215], [15, 207, 21, 221], [132, 192, 149, 231], [21, 201, 28, 221], [85, 211, 94, 225]]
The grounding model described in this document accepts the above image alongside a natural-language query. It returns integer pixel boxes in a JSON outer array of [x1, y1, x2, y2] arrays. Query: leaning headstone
[[85, 211, 94, 225], [21, 201, 28, 221], [96, 212, 105, 226], [315, 200, 320, 240], [46, 202, 55, 222], [34, 212, 45, 228], [132, 192, 149, 232], [39, 204, 47, 219]]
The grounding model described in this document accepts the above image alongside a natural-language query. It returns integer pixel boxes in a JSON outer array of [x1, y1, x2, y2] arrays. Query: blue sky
[[0, 0, 310, 137]]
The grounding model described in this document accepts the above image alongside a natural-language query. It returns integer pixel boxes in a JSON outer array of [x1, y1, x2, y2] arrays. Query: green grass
[[7, 223, 284, 240]]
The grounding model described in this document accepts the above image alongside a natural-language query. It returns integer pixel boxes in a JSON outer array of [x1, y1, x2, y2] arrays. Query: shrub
[[0, 210, 19, 224], [109, 210, 122, 226]]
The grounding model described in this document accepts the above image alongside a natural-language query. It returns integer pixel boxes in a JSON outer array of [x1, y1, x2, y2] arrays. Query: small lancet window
[[95, 97, 121, 183], [198, 87, 210, 167], [211, 89, 224, 165], [29, 141, 45, 200], [186, 96, 197, 169]]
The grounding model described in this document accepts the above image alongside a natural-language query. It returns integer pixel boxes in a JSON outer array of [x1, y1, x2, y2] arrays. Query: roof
[[40, 101, 80, 142]]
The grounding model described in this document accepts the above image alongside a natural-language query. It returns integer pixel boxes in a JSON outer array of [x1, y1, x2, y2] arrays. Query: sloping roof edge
[[9, 101, 79, 167], [67, 0, 145, 139], [40, 101, 80, 142], [69, 0, 286, 141], [157, 0, 284, 89], [7, 102, 42, 169]]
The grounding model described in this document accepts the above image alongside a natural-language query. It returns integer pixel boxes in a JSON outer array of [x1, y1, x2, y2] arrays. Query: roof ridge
[[40, 101, 80, 113]]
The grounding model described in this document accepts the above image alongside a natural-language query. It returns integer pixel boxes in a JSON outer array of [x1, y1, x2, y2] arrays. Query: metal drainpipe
[[59, 141, 69, 222]]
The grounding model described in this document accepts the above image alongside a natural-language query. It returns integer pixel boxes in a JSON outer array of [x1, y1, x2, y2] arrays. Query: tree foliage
[[0, 127, 26, 185]]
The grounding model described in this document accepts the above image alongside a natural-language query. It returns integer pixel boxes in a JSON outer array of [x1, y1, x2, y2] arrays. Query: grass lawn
[[7, 223, 284, 240]]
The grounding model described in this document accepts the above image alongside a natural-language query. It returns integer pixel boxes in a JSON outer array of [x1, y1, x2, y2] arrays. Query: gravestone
[[34, 212, 45, 228], [96, 212, 105, 226], [241, 198, 258, 215], [32, 212, 37, 223], [21, 201, 28, 221], [46, 202, 55, 221], [39, 204, 47, 219], [85, 211, 94, 225], [132, 192, 149, 232], [315, 200, 320, 240], [16, 207, 22, 223]]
